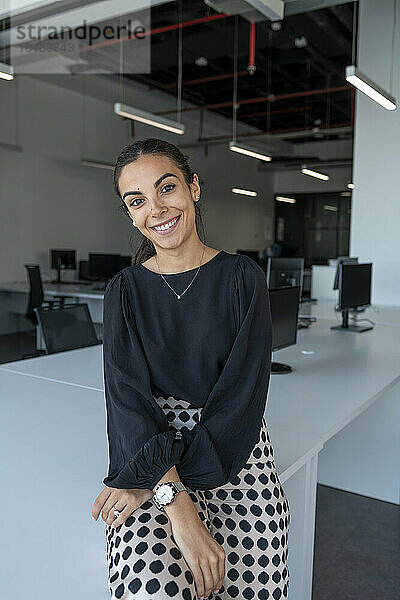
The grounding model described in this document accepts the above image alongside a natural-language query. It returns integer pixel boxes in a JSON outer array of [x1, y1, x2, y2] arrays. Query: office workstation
[[0, 250, 130, 346], [1, 2, 399, 600]]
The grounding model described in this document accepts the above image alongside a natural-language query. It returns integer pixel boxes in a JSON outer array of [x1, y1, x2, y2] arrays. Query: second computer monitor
[[333, 256, 358, 290], [266, 257, 304, 296], [89, 253, 121, 279], [269, 285, 301, 351], [339, 263, 372, 310], [50, 249, 76, 270]]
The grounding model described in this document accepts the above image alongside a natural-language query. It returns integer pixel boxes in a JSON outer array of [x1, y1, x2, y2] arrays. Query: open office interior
[[1, 1, 399, 600]]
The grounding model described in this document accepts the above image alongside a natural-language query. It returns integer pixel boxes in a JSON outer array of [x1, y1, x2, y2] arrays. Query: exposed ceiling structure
[[130, 0, 355, 146], [0, 0, 356, 157]]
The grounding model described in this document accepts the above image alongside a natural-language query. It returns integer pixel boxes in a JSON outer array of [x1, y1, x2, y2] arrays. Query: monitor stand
[[331, 309, 373, 333], [271, 362, 292, 374], [50, 265, 63, 284]]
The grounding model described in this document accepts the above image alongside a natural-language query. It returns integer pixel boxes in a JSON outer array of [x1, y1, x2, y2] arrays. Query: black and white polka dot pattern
[[106, 395, 290, 599], [153, 395, 202, 439]]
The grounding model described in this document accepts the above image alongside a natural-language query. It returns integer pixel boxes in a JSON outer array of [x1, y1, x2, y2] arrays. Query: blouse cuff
[[103, 429, 185, 490], [176, 424, 229, 490]]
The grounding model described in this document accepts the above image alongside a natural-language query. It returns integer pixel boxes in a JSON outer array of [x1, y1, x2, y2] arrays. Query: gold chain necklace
[[155, 246, 206, 300]]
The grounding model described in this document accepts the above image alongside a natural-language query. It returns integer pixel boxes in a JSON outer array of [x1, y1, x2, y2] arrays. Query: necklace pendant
[[177, 294, 181, 299]]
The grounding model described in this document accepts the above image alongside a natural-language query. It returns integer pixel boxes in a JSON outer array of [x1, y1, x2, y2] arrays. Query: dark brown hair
[[113, 138, 206, 265]]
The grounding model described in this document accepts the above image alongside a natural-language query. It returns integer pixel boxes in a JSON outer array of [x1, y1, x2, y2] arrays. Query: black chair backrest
[[33, 303, 100, 354], [25, 264, 44, 323]]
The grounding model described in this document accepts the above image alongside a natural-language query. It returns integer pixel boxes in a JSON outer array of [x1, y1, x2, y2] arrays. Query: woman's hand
[[92, 486, 153, 528], [165, 492, 226, 599], [172, 516, 225, 599]]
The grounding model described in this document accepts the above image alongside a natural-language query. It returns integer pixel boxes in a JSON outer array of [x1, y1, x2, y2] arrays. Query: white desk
[[0, 281, 105, 335], [1, 313, 399, 600], [299, 298, 400, 327], [0, 281, 105, 298]]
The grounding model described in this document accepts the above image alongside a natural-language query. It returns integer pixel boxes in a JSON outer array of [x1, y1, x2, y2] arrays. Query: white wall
[[0, 74, 275, 283], [350, 0, 400, 305]]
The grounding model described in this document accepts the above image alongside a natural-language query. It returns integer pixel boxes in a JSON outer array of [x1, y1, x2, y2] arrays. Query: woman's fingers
[[92, 487, 129, 523], [189, 561, 206, 600], [101, 495, 126, 523], [200, 562, 214, 599], [205, 550, 225, 596], [109, 505, 132, 528], [91, 487, 112, 520], [217, 547, 226, 591], [93, 488, 154, 527]]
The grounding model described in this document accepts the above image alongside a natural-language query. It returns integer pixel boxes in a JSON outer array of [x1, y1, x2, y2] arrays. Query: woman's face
[[118, 154, 200, 249]]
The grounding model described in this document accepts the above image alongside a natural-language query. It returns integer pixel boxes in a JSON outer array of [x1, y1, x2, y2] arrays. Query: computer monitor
[[89, 253, 121, 280], [266, 257, 304, 297], [331, 263, 373, 333], [333, 256, 359, 290], [50, 249, 76, 283], [79, 259, 90, 280], [269, 285, 301, 373]]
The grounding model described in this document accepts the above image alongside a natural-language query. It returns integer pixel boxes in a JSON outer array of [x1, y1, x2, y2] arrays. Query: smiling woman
[[113, 138, 207, 269], [95, 137, 290, 600]]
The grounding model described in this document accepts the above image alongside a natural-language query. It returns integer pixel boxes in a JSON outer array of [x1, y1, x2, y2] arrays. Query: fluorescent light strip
[[347, 182, 354, 189], [232, 187, 257, 197], [0, 0, 63, 19], [345, 65, 396, 111], [276, 196, 296, 204], [0, 141, 22, 151], [81, 158, 114, 171], [0, 62, 14, 80], [114, 103, 185, 135], [229, 141, 272, 162], [301, 167, 330, 181], [323, 204, 338, 211]]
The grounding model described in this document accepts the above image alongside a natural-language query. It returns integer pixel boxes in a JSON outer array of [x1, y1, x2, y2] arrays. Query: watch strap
[[152, 481, 187, 511], [172, 481, 186, 493]]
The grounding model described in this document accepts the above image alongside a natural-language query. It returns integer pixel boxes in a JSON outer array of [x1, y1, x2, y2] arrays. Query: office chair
[[24, 264, 75, 356], [33, 303, 100, 354]]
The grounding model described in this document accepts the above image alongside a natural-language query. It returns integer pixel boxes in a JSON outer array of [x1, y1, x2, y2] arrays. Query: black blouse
[[102, 250, 273, 491]]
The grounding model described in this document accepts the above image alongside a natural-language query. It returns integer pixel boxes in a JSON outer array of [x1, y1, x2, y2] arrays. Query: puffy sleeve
[[176, 255, 273, 490], [102, 271, 185, 490]]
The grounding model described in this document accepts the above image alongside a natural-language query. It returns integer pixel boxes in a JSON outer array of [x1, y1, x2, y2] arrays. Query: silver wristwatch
[[152, 481, 187, 511]]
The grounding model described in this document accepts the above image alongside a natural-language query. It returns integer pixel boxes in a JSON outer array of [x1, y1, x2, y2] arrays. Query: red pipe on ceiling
[[248, 22, 256, 75], [164, 71, 249, 88], [81, 13, 229, 52], [241, 105, 312, 118], [158, 85, 350, 115]]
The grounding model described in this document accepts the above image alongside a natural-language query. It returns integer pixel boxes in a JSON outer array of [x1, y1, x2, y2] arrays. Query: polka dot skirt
[[106, 395, 290, 599]]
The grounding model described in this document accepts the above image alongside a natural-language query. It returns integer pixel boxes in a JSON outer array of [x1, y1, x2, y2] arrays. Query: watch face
[[156, 484, 174, 505]]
